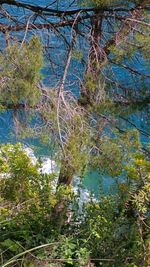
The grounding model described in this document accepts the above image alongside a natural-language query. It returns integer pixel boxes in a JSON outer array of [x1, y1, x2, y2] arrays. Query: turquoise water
[[83, 171, 118, 196]]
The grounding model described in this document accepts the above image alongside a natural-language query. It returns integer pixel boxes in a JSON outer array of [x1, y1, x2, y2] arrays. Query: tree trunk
[[57, 160, 75, 186], [52, 160, 75, 229], [80, 11, 106, 106]]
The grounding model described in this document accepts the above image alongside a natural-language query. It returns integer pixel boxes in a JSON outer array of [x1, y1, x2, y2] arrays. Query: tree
[[0, 0, 149, 183], [0, 1, 150, 265]]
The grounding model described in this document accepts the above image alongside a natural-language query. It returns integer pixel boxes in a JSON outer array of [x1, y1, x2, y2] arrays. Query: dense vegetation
[[0, 139, 150, 266], [0, 0, 150, 266]]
